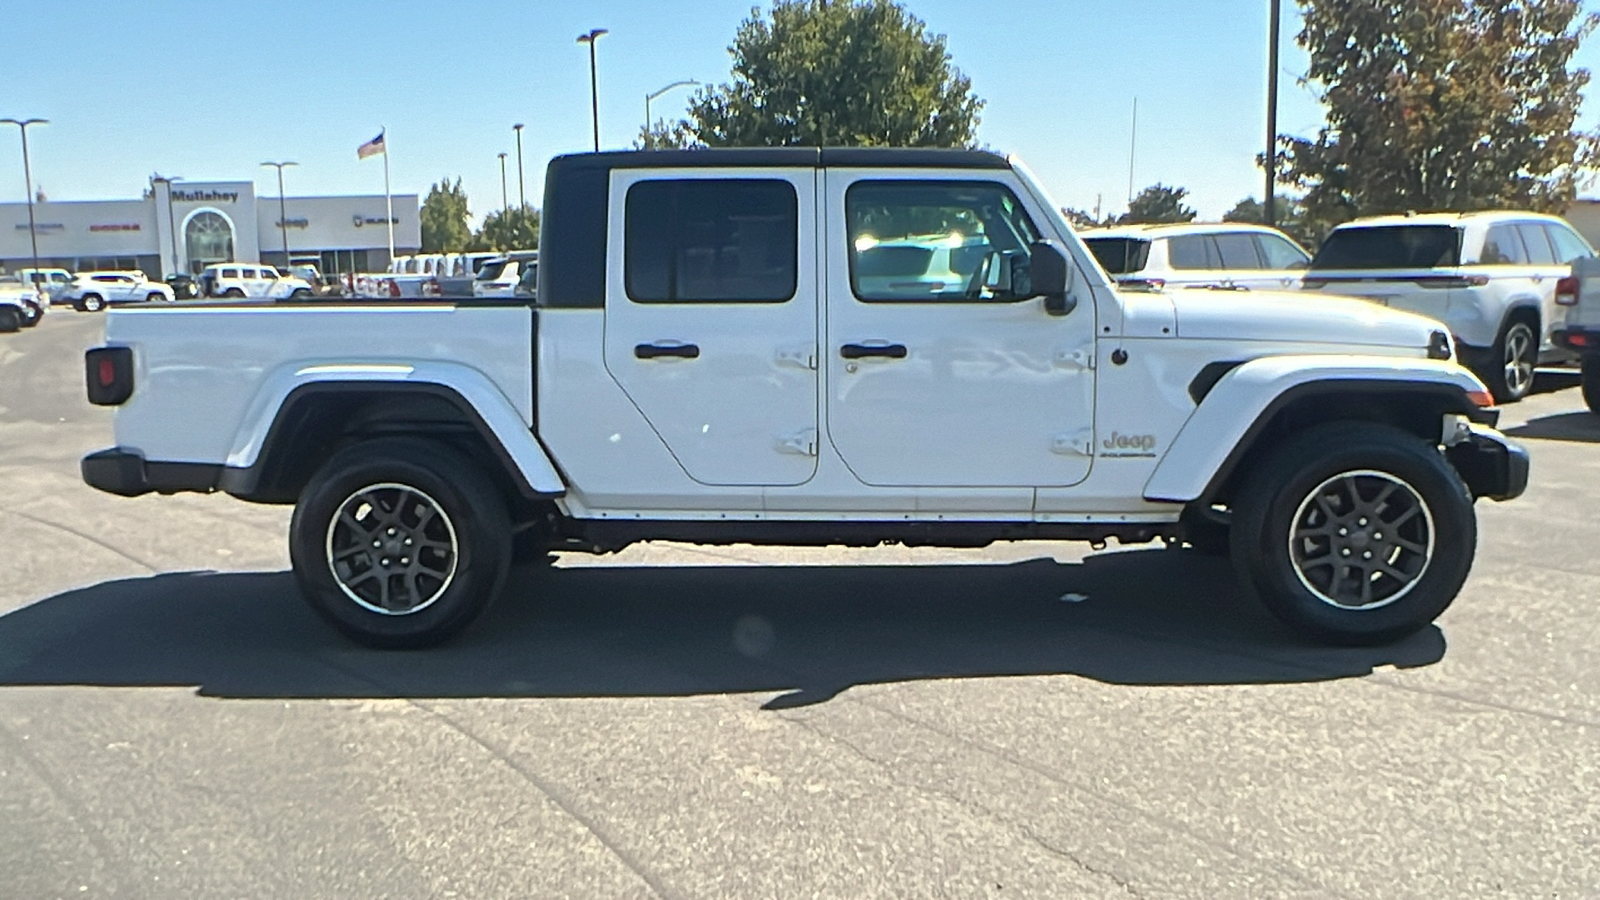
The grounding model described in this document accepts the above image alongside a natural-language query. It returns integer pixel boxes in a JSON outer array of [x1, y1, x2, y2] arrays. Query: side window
[[93, 275, 116, 283], [222, 268, 239, 279], [1478, 224, 1527, 265], [1546, 224, 1594, 264], [1516, 223, 1557, 265], [845, 180, 1039, 303], [1167, 234, 1216, 270], [1214, 232, 1264, 269], [625, 178, 797, 303], [1255, 233, 1311, 270]]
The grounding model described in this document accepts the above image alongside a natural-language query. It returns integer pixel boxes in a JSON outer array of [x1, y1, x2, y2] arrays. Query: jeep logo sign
[[1100, 431, 1159, 458]]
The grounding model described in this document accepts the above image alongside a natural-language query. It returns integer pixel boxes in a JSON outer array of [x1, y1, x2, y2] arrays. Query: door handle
[[634, 342, 700, 359], [840, 342, 908, 360]]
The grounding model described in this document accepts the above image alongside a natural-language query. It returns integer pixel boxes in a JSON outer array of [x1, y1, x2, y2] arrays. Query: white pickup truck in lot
[[81, 148, 1528, 649]]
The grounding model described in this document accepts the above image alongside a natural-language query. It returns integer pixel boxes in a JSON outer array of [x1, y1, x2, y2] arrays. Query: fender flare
[[1142, 355, 1489, 504], [222, 361, 565, 498]]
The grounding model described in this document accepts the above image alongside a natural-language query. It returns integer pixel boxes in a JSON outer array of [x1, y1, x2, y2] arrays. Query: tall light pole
[[497, 152, 509, 214], [512, 123, 526, 209], [151, 174, 182, 275], [576, 28, 609, 152], [1, 118, 48, 285], [260, 161, 297, 269], [1264, 0, 1282, 227], [645, 79, 699, 138]]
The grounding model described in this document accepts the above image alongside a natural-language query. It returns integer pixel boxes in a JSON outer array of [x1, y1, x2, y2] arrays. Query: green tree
[[667, 0, 982, 148], [1060, 207, 1110, 230], [1281, 0, 1599, 227], [471, 207, 540, 252], [1119, 184, 1197, 225], [419, 177, 471, 253], [1224, 195, 1324, 248]]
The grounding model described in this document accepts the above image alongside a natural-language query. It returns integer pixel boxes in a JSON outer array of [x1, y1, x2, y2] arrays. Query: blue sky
[[4, 0, 1600, 223]]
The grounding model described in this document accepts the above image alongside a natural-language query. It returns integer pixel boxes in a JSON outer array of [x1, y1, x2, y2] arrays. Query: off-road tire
[[0, 306, 19, 332], [19, 302, 40, 327], [290, 439, 512, 649], [1230, 422, 1476, 646], [1582, 355, 1600, 415], [223, 288, 246, 298], [1178, 505, 1231, 557]]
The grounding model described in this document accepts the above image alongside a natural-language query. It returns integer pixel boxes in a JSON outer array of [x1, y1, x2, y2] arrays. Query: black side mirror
[[1028, 240, 1075, 316]]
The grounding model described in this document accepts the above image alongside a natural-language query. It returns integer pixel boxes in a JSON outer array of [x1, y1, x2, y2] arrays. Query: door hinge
[[1050, 428, 1095, 456], [776, 346, 818, 370], [1055, 347, 1096, 370], [777, 428, 818, 456]]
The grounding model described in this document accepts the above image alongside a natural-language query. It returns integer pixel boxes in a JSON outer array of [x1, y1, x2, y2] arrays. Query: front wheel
[[0, 306, 18, 332], [80, 293, 105, 312], [289, 439, 512, 648], [1231, 422, 1476, 645], [1582, 355, 1600, 415], [19, 302, 40, 327]]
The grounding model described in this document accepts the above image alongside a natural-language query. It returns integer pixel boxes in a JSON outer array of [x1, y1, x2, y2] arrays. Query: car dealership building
[[0, 179, 420, 279]]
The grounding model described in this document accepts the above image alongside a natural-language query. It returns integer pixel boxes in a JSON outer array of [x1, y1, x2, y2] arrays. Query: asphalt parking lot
[[2, 310, 1597, 899]]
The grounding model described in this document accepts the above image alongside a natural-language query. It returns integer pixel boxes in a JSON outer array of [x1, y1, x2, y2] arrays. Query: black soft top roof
[[547, 147, 1010, 178]]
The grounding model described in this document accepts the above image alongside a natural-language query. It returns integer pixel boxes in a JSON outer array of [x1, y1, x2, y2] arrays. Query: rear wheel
[[80, 293, 105, 312], [148, 291, 169, 303], [223, 288, 245, 298], [1582, 355, 1600, 415], [19, 302, 40, 327], [289, 439, 512, 648], [290, 288, 313, 300], [1480, 317, 1538, 403], [1231, 422, 1475, 645]]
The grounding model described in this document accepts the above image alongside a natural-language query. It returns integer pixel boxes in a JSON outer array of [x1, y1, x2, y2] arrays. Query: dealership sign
[[275, 218, 310, 229], [170, 190, 239, 204], [89, 223, 142, 232], [352, 215, 398, 227]]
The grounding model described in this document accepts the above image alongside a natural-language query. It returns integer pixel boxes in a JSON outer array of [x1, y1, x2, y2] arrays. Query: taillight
[[1556, 275, 1580, 306], [85, 346, 134, 406], [386, 278, 401, 298]]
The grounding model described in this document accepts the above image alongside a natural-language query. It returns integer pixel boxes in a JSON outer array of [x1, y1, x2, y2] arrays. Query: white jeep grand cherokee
[[1301, 211, 1595, 402]]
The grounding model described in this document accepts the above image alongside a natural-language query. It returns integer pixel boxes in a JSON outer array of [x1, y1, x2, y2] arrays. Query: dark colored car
[[166, 274, 200, 300]]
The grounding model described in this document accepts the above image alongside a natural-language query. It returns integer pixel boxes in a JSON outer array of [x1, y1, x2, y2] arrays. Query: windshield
[[1084, 237, 1153, 275], [1312, 225, 1462, 269]]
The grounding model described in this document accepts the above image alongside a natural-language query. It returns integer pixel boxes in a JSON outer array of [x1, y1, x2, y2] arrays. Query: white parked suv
[[58, 272, 174, 312], [1301, 211, 1595, 402], [1079, 222, 1312, 291], [198, 263, 315, 301], [0, 278, 44, 330], [14, 267, 73, 304]]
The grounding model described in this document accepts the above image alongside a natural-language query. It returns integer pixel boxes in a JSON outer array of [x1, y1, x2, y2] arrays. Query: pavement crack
[[777, 712, 1147, 899], [303, 650, 683, 900], [0, 506, 159, 573]]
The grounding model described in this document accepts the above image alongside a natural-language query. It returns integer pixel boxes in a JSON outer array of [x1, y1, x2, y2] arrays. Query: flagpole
[[381, 127, 395, 263]]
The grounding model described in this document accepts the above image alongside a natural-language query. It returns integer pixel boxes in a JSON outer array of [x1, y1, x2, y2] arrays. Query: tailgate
[[1301, 270, 1459, 321]]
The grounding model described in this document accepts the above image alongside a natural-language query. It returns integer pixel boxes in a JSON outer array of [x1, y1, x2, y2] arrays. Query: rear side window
[[1213, 232, 1264, 269], [1167, 234, 1218, 270], [1478, 224, 1527, 265], [1255, 233, 1311, 269], [1084, 238, 1151, 275], [222, 268, 239, 278], [1546, 224, 1593, 264], [625, 178, 798, 303], [1311, 226, 1461, 269], [1515, 224, 1557, 265]]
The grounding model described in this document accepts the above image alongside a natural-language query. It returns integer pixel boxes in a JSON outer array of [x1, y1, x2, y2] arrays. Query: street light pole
[[1264, 0, 1281, 227], [513, 123, 526, 209], [260, 161, 297, 269], [645, 79, 699, 139], [497, 152, 509, 214], [0, 118, 48, 285], [576, 28, 609, 152]]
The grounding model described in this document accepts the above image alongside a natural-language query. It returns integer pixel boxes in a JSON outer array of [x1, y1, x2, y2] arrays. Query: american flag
[[357, 131, 386, 160]]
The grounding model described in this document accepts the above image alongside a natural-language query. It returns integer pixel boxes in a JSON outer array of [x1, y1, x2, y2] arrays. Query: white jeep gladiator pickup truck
[[81, 148, 1528, 649]]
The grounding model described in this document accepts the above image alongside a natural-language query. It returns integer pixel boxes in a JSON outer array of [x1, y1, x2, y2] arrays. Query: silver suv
[[1302, 211, 1595, 402], [1080, 222, 1312, 291]]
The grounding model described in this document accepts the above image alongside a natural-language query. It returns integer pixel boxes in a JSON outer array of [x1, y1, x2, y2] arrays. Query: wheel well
[[1202, 387, 1467, 509], [231, 387, 540, 518], [1503, 304, 1540, 335]]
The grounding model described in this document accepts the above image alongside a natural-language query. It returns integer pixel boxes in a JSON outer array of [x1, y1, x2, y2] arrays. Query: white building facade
[[0, 179, 419, 278]]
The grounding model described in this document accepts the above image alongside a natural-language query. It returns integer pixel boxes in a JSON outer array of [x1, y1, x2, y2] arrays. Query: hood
[[1168, 289, 1441, 349]]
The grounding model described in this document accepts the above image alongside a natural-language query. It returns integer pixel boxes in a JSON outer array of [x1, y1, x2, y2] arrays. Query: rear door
[[823, 171, 1096, 490], [602, 168, 820, 487]]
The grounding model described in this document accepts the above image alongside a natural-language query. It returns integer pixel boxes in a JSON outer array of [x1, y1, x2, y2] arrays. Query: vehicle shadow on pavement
[[0, 548, 1445, 704], [1504, 411, 1600, 444]]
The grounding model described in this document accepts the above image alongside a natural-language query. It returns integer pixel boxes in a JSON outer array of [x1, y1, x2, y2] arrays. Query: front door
[[602, 168, 820, 487], [823, 172, 1097, 488]]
